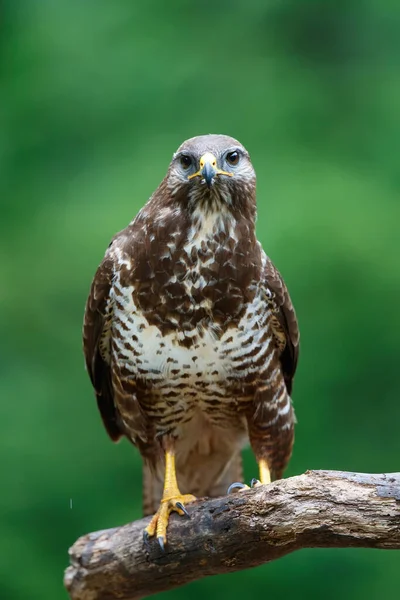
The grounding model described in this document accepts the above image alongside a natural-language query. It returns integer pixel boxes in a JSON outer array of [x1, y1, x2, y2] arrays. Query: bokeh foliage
[[1, 1, 399, 598]]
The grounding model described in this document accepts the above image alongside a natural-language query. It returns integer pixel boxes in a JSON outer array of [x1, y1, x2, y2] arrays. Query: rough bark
[[64, 470, 400, 600]]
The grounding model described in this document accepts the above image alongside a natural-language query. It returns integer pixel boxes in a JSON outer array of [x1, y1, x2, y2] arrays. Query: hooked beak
[[188, 152, 233, 188], [201, 158, 216, 188]]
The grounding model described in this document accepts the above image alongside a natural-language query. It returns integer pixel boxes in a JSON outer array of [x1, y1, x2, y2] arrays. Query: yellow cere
[[199, 152, 217, 169]]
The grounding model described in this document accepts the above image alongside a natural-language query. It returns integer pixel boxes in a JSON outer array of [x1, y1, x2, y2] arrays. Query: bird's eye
[[226, 151, 240, 166], [179, 155, 193, 170]]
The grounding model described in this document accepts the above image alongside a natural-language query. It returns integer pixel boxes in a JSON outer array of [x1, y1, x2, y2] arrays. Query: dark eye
[[180, 155, 192, 170], [226, 150, 240, 166]]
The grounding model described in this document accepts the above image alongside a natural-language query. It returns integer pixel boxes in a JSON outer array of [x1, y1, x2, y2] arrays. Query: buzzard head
[[165, 134, 256, 217]]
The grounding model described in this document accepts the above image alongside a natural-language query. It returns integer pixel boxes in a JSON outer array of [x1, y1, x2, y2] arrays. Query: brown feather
[[263, 256, 300, 395], [83, 254, 122, 441]]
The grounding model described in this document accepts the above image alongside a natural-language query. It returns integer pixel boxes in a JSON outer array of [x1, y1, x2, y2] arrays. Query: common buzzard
[[83, 134, 299, 548]]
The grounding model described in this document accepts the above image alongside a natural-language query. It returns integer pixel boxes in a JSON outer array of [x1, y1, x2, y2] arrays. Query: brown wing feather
[[263, 256, 299, 395], [83, 252, 122, 441]]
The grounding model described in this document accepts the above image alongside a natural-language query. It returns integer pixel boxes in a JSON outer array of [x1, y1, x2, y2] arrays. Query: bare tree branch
[[64, 470, 400, 600]]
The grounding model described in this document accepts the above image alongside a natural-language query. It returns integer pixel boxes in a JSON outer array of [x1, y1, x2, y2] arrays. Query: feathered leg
[[228, 380, 295, 492]]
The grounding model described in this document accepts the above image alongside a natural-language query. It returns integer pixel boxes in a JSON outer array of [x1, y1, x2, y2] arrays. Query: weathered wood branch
[[64, 470, 400, 600]]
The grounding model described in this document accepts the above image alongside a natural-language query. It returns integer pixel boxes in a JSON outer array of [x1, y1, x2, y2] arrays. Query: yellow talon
[[144, 448, 196, 548], [227, 459, 271, 493], [258, 458, 271, 485]]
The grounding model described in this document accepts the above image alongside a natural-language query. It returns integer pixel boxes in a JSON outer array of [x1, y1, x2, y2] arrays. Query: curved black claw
[[143, 530, 151, 551], [157, 536, 165, 552], [175, 501, 190, 518], [227, 482, 248, 494], [250, 478, 261, 488]]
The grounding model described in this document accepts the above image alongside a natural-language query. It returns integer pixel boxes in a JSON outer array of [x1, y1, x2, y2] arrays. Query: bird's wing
[[262, 254, 299, 395], [83, 248, 122, 441]]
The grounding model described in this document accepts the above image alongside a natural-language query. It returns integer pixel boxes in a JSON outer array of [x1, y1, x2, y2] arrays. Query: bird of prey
[[83, 134, 299, 548]]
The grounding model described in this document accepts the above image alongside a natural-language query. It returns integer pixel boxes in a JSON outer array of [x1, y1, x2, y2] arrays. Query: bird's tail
[[142, 448, 243, 517]]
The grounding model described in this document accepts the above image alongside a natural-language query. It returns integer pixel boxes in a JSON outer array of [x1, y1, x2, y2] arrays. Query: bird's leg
[[227, 458, 271, 493], [144, 441, 196, 549], [250, 458, 271, 487]]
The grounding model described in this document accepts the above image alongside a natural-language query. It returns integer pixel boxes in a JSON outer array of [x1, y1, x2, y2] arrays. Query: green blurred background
[[1, 1, 399, 598]]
